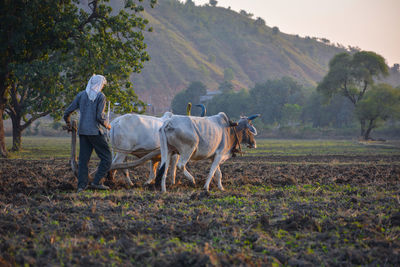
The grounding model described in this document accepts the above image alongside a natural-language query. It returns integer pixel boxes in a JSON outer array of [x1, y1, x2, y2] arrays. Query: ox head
[[236, 114, 260, 149]]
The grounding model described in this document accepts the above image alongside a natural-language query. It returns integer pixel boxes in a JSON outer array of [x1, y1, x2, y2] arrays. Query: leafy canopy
[[317, 51, 388, 104], [2, 0, 157, 119], [355, 84, 400, 124], [0, 0, 157, 151], [207, 89, 250, 119], [249, 77, 304, 124], [171, 81, 207, 115]]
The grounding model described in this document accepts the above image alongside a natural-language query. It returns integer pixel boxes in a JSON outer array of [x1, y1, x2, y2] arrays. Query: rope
[[230, 123, 244, 157]]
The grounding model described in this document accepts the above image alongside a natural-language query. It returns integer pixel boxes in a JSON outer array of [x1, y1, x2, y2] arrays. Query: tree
[[281, 104, 302, 126], [209, 0, 218, 7], [0, 0, 156, 154], [391, 64, 399, 73], [171, 81, 207, 115], [255, 17, 266, 27], [249, 77, 304, 125], [317, 51, 389, 138], [207, 89, 250, 119], [272, 26, 279, 34], [302, 92, 355, 128], [355, 84, 400, 140], [239, 10, 253, 18], [218, 81, 233, 93]]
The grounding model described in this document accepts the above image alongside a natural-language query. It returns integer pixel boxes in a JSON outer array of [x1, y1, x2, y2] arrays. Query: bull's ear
[[248, 124, 257, 135], [247, 114, 260, 121]]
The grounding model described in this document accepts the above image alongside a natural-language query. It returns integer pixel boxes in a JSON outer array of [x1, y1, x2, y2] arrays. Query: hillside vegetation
[[123, 0, 346, 110]]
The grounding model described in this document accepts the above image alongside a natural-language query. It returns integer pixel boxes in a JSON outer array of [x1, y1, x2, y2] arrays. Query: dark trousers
[[78, 134, 112, 188]]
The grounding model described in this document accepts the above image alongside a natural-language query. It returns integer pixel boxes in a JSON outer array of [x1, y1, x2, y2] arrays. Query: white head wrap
[[85, 74, 107, 102]]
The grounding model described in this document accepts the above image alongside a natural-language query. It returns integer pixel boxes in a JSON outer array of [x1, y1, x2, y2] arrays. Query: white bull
[[110, 112, 179, 186], [155, 112, 259, 192]]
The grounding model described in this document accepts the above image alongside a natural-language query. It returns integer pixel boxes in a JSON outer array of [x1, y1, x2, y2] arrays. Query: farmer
[[64, 74, 112, 193]]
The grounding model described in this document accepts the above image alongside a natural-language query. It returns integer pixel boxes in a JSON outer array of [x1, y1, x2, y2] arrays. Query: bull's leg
[[176, 147, 196, 185], [182, 166, 196, 185], [111, 152, 123, 179], [112, 152, 133, 186], [170, 154, 179, 185], [145, 159, 159, 184], [215, 166, 224, 191], [161, 152, 172, 193], [204, 155, 223, 192]]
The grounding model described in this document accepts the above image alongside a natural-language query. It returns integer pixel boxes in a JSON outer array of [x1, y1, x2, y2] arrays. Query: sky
[[193, 0, 400, 66]]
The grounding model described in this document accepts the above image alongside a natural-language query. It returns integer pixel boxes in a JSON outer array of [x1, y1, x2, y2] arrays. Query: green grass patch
[[6, 136, 71, 159], [5, 137, 400, 160], [245, 139, 400, 156]]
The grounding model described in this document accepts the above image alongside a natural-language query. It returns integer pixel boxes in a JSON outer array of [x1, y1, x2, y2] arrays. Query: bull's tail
[[155, 121, 169, 189]]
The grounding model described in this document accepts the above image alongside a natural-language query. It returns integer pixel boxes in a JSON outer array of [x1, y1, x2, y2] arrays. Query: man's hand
[[104, 123, 111, 130], [63, 122, 73, 132]]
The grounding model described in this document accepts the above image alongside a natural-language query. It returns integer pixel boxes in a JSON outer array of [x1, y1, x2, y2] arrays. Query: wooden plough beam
[[69, 120, 79, 177], [109, 149, 161, 170], [67, 120, 160, 178]]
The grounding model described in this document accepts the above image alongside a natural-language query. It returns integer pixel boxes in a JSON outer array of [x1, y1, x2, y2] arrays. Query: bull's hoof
[[161, 183, 168, 193], [106, 171, 115, 181]]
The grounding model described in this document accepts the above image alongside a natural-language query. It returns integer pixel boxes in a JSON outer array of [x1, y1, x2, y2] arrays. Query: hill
[[122, 0, 348, 111]]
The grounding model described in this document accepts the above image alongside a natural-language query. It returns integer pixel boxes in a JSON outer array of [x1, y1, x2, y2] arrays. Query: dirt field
[[0, 154, 399, 266]]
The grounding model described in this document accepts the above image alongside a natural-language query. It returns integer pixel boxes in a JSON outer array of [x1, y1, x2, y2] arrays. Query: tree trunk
[[11, 121, 22, 151], [0, 66, 9, 157], [8, 107, 23, 151], [359, 119, 366, 138], [0, 106, 7, 157], [363, 119, 375, 141]]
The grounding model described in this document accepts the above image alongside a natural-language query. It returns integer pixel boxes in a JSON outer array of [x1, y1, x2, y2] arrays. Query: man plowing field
[[64, 74, 112, 193]]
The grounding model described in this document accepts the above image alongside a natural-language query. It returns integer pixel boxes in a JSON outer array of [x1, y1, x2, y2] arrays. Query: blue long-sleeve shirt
[[64, 91, 107, 135]]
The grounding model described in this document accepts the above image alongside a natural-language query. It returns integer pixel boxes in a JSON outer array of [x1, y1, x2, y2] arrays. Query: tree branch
[[20, 86, 29, 104], [4, 105, 14, 117], [77, 0, 100, 32], [357, 81, 368, 102], [341, 80, 356, 105], [9, 83, 21, 115], [21, 110, 52, 131]]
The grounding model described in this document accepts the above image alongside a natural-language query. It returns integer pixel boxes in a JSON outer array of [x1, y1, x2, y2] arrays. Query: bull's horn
[[195, 104, 206, 117], [247, 114, 260, 121], [186, 102, 192, 116]]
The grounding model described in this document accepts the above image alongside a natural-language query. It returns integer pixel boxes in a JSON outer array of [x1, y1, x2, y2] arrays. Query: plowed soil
[[0, 155, 399, 266]]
